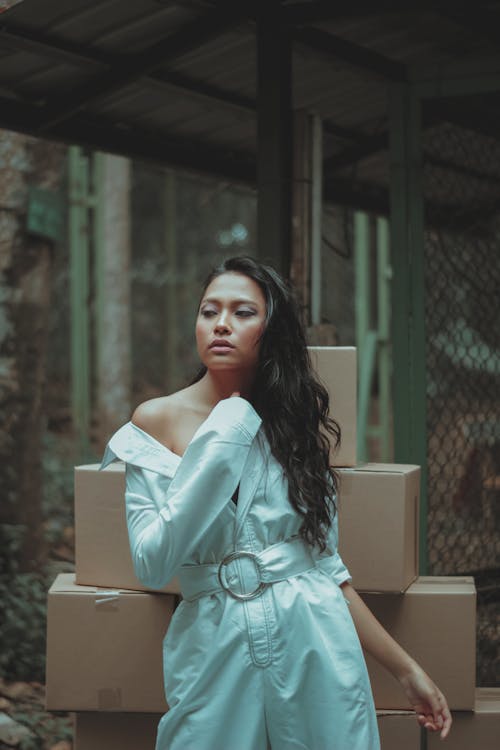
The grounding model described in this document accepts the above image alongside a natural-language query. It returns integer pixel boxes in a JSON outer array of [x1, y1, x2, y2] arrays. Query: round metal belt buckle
[[217, 550, 267, 601]]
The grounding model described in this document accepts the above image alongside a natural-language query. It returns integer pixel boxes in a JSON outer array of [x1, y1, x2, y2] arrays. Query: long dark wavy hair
[[191, 255, 341, 552]]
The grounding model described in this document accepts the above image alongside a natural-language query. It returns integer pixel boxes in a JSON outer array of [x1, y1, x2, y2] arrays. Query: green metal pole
[[389, 83, 428, 574], [376, 216, 392, 461], [354, 210, 370, 461], [310, 114, 323, 326], [92, 151, 104, 407]]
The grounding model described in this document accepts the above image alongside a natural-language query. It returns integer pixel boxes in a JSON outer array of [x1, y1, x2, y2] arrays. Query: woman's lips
[[209, 344, 235, 353], [209, 339, 235, 350]]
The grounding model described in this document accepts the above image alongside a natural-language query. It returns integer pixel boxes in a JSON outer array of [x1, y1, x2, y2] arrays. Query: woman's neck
[[196, 369, 255, 407]]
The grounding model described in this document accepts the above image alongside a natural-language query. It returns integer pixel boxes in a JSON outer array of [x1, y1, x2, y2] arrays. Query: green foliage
[[0, 430, 80, 685], [0, 567, 48, 683], [0, 523, 26, 576], [10, 707, 73, 750], [0, 522, 50, 682], [40, 429, 76, 546]]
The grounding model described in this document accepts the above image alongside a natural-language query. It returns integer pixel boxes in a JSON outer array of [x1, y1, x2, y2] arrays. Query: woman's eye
[[236, 310, 255, 317], [201, 309, 217, 317]]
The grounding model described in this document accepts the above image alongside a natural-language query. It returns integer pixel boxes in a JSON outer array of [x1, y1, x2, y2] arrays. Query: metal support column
[[93, 150, 104, 408], [256, 0, 292, 277], [310, 115, 323, 325], [389, 83, 428, 574], [376, 216, 392, 462], [291, 110, 312, 323], [354, 210, 372, 462]]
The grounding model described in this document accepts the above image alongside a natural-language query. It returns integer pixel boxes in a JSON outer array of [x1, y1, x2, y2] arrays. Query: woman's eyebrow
[[201, 297, 259, 306]]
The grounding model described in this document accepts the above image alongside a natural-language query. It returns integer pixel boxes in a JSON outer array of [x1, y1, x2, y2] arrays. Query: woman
[[100, 256, 452, 749]]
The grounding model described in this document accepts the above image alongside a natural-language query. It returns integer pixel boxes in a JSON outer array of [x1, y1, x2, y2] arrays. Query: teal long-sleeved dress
[[100, 396, 380, 750]]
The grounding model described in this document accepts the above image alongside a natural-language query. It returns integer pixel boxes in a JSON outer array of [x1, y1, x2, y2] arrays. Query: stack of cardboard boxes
[[45, 347, 498, 749]]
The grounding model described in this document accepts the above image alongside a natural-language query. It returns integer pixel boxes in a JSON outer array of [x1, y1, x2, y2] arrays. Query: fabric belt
[[178, 536, 316, 602]]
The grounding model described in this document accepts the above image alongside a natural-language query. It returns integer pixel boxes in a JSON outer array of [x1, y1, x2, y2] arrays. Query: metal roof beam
[[323, 112, 443, 173], [282, 1, 484, 26], [0, 22, 105, 69], [324, 132, 389, 171], [322, 119, 371, 144], [148, 71, 255, 116], [32, 4, 249, 132], [324, 177, 389, 214], [0, 95, 256, 183], [436, 4, 500, 49], [0, 21, 255, 117], [282, 0, 406, 26], [1, 20, 369, 142], [323, 176, 493, 231], [292, 27, 408, 82], [428, 98, 500, 144]]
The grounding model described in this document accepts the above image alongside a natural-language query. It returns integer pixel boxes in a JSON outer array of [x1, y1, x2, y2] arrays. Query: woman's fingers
[[413, 686, 452, 738], [439, 703, 453, 739], [418, 694, 452, 739], [431, 689, 452, 739]]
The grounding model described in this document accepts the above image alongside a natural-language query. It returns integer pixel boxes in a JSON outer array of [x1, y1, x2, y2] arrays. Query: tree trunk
[[0, 130, 66, 572], [97, 153, 132, 441]]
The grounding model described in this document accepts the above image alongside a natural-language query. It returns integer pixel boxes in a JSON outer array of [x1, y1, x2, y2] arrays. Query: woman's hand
[[340, 583, 452, 739], [398, 663, 452, 739]]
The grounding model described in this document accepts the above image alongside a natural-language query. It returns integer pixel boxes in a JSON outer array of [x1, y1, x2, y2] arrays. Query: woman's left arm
[[340, 581, 452, 740]]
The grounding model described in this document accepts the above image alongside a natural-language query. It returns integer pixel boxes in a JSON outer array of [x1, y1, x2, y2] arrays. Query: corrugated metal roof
[[1, 0, 500, 209]]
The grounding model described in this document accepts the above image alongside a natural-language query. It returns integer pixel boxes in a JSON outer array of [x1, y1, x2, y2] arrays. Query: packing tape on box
[[95, 590, 120, 611], [97, 687, 122, 709]]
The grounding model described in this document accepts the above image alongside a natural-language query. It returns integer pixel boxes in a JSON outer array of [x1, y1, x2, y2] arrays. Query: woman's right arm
[[123, 396, 261, 589]]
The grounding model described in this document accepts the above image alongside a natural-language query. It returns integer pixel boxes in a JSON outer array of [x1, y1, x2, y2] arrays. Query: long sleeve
[[116, 397, 261, 589], [315, 507, 352, 587]]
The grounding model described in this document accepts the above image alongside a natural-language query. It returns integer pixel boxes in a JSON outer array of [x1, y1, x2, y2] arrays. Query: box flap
[[48, 572, 145, 596], [340, 463, 420, 475], [475, 688, 500, 713], [76, 463, 123, 472], [408, 576, 476, 595], [308, 345, 356, 353], [376, 710, 416, 717]]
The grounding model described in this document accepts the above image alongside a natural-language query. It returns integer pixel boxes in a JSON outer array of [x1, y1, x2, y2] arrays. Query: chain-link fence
[[423, 117, 500, 685]]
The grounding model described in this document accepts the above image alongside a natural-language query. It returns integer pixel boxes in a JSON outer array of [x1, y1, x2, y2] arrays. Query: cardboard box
[[428, 688, 500, 750], [362, 577, 476, 710], [377, 710, 420, 749], [74, 711, 422, 750], [308, 346, 357, 467], [75, 462, 180, 594], [73, 711, 421, 750], [45, 573, 173, 712], [74, 712, 162, 750], [338, 463, 420, 592]]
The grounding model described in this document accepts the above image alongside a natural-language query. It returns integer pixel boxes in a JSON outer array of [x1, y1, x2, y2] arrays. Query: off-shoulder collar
[[99, 421, 180, 477]]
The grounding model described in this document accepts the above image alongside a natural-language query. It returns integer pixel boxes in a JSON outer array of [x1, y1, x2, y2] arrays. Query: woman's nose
[[214, 311, 230, 332]]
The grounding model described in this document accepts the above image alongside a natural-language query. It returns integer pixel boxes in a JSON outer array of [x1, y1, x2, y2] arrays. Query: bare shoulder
[[131, 384, 208, 454], [131, 393, 179, 445]]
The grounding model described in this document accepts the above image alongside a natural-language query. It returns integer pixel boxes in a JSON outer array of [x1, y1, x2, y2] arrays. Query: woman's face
[[196, 271, 267, 372]]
